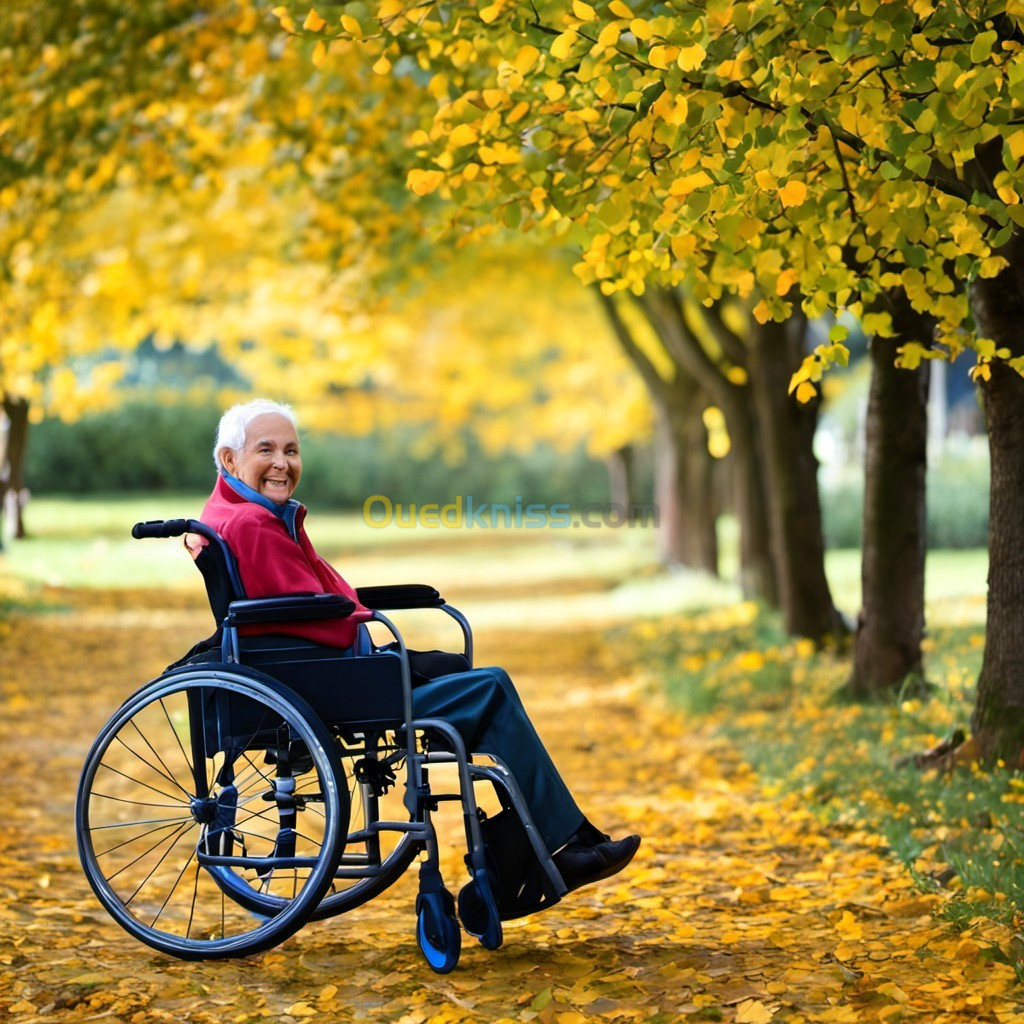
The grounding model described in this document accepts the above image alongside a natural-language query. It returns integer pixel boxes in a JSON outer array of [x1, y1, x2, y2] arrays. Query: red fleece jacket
[[199, 474, 369, 648]]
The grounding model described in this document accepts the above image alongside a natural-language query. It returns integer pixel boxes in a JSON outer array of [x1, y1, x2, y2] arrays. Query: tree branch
[[634, 287, 731, 404], [594, 287, 671, 404], [699, 298, 749, 368]]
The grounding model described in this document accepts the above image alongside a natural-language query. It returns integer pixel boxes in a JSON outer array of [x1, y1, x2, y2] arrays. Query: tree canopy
[[279, 0, 1024, 389]]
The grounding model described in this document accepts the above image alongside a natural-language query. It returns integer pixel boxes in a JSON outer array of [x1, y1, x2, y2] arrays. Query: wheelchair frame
[[75, 518, 567, 971]]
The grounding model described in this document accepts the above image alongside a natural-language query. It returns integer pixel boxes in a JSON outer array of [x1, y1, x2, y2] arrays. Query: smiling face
[[219, 412, 302, 504]]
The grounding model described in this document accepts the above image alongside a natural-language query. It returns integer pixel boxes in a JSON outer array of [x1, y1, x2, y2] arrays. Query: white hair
[[213, 399, 298, 472]]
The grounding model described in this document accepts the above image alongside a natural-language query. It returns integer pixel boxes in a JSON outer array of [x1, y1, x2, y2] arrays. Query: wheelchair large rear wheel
[[76, 668, 348, 959]]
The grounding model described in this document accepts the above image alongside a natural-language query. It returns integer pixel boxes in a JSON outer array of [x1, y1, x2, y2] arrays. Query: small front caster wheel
[[416, 889, 461, 973]]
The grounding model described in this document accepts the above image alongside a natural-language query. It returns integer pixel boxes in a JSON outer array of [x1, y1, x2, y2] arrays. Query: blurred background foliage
[[24, 396, 623, 509]]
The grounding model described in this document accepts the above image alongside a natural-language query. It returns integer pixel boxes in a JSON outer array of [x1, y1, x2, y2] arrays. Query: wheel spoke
[[121, 719, 193, 798], [89, 792, 190, 811], [149, 841, 200, 930], [95, 819, 194, 859], [159, 696, 195, 776], [115, 819, 196, 888], [96, 759, 189, 804]]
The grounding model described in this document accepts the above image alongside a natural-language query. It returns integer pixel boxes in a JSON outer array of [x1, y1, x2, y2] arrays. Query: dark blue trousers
[[411, 666, 584, 852]]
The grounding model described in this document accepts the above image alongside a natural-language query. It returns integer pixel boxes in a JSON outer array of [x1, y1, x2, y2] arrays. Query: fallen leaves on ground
[[1, 589, 1022, 1023]]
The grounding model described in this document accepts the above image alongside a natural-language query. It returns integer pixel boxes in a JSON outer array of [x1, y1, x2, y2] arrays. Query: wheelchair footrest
[[457, 862, 503, 951]]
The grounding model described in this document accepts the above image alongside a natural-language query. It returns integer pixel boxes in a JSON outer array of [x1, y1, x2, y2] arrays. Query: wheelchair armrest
[[356, 584, 445, 610], [225, 594, 356, 625]]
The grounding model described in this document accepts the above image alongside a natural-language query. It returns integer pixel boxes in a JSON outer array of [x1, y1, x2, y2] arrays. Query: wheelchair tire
[[76, 666, 348, 960], [416, 888, 461, 974]]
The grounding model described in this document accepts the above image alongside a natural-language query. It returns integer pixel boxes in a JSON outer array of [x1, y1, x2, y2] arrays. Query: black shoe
[[553, 834, 641, 892]]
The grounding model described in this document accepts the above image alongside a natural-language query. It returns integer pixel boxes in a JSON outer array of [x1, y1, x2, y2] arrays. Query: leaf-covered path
[[2, 588, 1021, 1024]]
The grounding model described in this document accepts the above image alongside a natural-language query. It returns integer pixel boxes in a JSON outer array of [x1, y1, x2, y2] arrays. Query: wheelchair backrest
[[133, 518, 246, 626], [134, 518, 406, 731]]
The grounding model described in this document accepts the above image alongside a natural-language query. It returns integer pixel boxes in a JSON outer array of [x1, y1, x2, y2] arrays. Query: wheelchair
[[75, 518, 568, 971]]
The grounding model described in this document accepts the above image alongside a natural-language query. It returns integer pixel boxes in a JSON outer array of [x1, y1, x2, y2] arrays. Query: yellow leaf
[[514, 44, 540, 73], [479, 2, 502, 23], [372, 54, 392, 74], [979, 255, 1008, 277], [795, 380, 818, 403], [610, 0, 633, 15], [407, 168, 445, 195], [448, 123, 478, 148], [573, 0, 597, 20], [835, 910, 863, 940], [285, 1003, 318, 1018], [630, 17, 652, 39], [736, 1000, 775, 1024], [551, 30, 578, 60], [652, 90, 688, 125], [1008, 129, 1024, 162], [677, 43, 706, 71], [596, 22, 622, 49], [895, 342, 926, 369], [649, 44, 674, 69], [778, 180, 807, 207], [340, 14, 362, 34], [497, 61, 524, 90], [669, 170, 713, 196], [775, 268, 798, 296], [302, 8, 326, 31]]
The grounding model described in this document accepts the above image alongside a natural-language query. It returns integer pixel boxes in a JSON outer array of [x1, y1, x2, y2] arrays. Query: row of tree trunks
[[595, 289, 719, 573], [637, 287, 843, 641]]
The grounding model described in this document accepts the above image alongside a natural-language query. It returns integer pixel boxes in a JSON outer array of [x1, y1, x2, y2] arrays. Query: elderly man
[[198, 399, 640, 914]]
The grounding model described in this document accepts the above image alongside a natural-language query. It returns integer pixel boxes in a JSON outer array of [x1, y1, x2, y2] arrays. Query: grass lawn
[[0, 494, 989, 623]]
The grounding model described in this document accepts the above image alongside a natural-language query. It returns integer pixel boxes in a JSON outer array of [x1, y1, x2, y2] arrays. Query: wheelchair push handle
[[132, 519, 220, 541]]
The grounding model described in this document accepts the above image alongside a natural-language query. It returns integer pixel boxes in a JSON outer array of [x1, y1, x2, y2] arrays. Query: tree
[[0, 0, 269, 538], [278, 0, 1024, 741]]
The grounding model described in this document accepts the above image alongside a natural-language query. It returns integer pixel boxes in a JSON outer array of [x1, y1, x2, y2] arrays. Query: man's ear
[[219, 447, 237, 475]]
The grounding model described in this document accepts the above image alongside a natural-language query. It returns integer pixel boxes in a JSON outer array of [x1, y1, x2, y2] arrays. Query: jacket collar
[[218, 472, 302, 542]]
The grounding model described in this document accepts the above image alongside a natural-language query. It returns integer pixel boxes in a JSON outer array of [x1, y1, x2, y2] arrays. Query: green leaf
[[904, 152, 931, 177], [970, 29, 997, 65]]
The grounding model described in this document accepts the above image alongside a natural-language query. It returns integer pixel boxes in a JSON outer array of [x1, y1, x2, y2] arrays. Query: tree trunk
[[721, 389, 778, 606], [845, 297, 931, 699], [652, 399, 718, 572], [969, 234, 1024, 762], [747, 315, 846, 642], [3, 396, 31, 540], [606, 445, 635, 510]]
